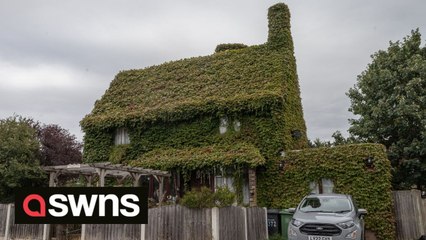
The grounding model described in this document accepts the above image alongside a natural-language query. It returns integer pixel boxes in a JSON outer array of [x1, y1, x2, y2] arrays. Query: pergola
[[41, 163, 170, 240], [42, 162, 170, 200]]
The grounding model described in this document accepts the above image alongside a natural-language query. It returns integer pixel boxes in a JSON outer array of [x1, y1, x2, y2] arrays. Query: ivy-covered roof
[[80, 3, 295, 129], [129, 143, 265, 170]]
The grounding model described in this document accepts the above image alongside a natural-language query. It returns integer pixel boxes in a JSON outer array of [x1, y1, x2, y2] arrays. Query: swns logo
[[15, 187, 148, 224]]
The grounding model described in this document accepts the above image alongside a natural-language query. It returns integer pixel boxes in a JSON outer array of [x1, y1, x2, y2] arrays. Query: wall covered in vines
[[257, 144, 395, 240]]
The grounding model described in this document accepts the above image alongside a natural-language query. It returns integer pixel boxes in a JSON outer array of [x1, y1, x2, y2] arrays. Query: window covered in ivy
[[215, 175, 235, 192], [114, 128, 130, 145], [310, 179, 334, 194], [219, 117, 228, 134], [233, 120, 241, 132]]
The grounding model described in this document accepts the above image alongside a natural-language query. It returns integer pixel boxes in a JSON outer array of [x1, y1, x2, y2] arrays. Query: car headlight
[[345, 230, 358, 239], [337, 220, 355, 229], [291, 218, 304, 227], [288, 227, 298, 236]]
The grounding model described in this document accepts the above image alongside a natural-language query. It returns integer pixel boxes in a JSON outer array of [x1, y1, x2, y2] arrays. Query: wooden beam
[[49, 171, 57, 187], [158, 176, 165, 205]]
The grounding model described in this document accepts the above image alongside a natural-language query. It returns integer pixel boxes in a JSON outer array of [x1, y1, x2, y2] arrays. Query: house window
[[219, 117, 228, 134], [309, 181, 319, 194], [215, 175, 234, 192], [310, 179, 334, 194], [242, 180, 249, 205], [233, 120, 241, 132], [322, 179, 334, 193], [114, 128, 130, 145]]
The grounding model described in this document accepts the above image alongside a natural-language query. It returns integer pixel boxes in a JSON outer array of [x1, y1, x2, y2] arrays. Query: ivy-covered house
[[81, 3, 307, 206], [81, 3, 395, 238]]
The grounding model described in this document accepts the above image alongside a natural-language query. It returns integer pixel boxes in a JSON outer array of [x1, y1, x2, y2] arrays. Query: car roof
[[306, 193, 350, 199]]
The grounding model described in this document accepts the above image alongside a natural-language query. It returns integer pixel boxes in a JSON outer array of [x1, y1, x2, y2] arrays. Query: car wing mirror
[[288, 208, 296, 213], [358, 209, 367, 216]]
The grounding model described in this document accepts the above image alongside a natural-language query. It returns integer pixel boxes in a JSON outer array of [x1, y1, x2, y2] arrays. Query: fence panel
[[8, 205, 44, 240], [247, 207, 267, 240], [182, 207, 211, 240], [219, 207, 245, 240], [85, 224, 140, 240], [393, 190, 426, 240], [145, 205, 184, 240], [0, 204, 8, 240]]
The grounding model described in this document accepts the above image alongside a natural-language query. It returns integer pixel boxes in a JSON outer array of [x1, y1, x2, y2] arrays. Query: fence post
[[81, 224, 86, 240], [243, 207, 248, 240], [140, 224, 145, 240], [212, 207, 219, 240], [412, 190, 425, 235], [4, 204, 11, 240], [42, 224, 50, 240], [263, 207, 268, 240]]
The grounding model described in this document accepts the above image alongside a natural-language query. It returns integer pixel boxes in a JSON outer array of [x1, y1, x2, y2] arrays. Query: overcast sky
[[0, 0, 425, 142]]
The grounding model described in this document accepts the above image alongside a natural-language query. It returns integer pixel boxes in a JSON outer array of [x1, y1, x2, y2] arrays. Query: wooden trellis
[[43, 162, 169, 187]]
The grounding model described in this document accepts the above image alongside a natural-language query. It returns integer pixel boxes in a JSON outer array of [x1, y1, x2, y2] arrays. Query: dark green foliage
[[82, 128, 113, 163], [180, 187, 215, 208], [109, 145, 130, 164], [268, 3, 293, 50], [81, 44, 296, 129], [308, 131, 360, 148], [180, 186, 235, 208], [214, 186, 236, 207], [268, 234, 283, 240], [215, 43, 248, 53], [347, 29, 426, 189], [257, 144, 395, 240], [130, 143, 265, 170], [0, 116, 46, 203]]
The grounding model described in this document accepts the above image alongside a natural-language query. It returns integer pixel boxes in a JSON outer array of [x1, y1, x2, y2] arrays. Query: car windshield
[[299, 197, 352, 213]]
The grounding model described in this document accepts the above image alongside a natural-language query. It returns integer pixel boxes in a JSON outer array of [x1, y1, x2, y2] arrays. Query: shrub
[[180, 186, 236, 208], [214, 186, 235, 207], [180, 187, 215, 208], [268, 234, 283, 240]]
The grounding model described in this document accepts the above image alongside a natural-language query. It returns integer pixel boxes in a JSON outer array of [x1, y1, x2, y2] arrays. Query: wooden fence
[[393, 190, 426, 240], [0, 204, 44, 240], [0, 205, 7, 240], [0, 205, 267, 240]]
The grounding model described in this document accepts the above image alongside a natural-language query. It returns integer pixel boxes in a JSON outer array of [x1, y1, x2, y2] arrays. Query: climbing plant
[[257, 144, 395, 240]]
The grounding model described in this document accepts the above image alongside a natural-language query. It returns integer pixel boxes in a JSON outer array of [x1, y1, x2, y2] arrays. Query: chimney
[[267, 3, 293, 51]]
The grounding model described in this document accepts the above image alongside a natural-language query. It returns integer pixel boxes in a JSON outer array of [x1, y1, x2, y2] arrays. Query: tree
[[0, 116, 46, 203], [38, 124, 82, 166], [308, 131, 359, 148], [347, 29, 426, 189], [330, 131, 359, 146]]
